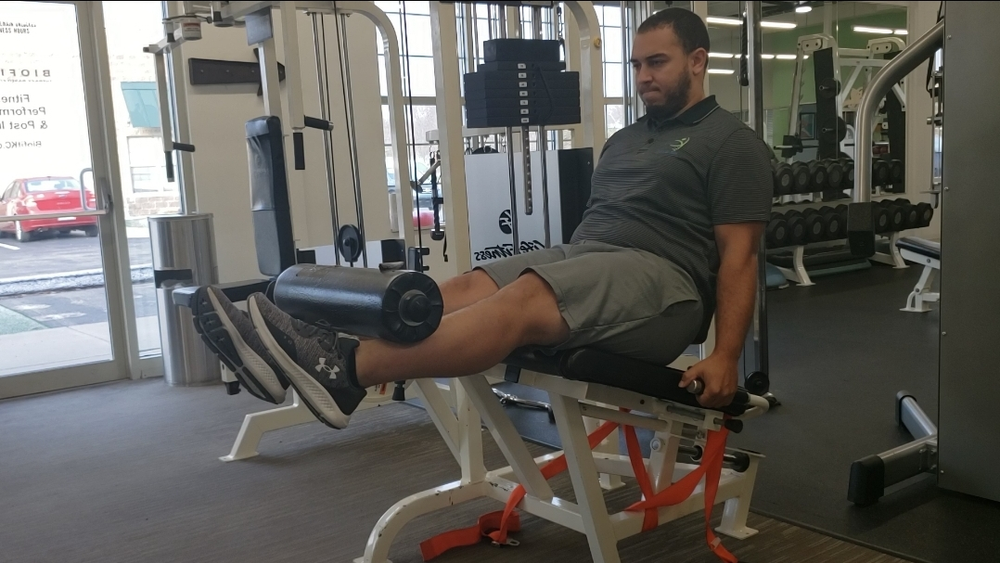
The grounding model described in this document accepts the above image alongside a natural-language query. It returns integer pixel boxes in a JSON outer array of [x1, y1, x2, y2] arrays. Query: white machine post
[[430, 1, 475, 273]]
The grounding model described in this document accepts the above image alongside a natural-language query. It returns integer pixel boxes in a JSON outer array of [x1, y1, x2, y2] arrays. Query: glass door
[[0, 1, 132, 398]]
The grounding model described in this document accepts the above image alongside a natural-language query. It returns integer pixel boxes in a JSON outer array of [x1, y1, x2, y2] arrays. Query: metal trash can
[[149, 214, 221, 386]]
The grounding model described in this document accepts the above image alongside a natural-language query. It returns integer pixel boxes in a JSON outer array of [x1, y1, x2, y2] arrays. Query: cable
[[315, 14, 342, 265], [332, 4, 368, 267], [739, 9, 749, 88], [399, 2, 425, 264]]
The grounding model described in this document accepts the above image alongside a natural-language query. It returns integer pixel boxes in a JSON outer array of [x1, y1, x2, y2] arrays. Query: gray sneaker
[[191, 286, 290, 404], [248, 293, 368, 429]]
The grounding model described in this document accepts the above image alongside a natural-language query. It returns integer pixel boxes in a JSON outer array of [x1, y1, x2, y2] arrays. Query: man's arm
[[678, 222, 763, 408]]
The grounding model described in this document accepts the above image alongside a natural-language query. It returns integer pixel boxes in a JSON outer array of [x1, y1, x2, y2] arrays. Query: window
[[25, 178, 80, 192], [120, 82, 160, 128], [373, 1, 440, 222], [126, 136, 168, 193], [596, 4, 629, 138]]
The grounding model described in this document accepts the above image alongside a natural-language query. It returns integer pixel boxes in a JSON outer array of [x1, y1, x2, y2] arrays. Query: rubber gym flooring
[[1, 379, 906, 563], [0, 263, 996, 562]]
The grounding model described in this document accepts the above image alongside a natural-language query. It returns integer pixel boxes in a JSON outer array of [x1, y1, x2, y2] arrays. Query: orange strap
[[420, 420, 620, 560], [623, 426, 739, 563], [420, 418, 738, 563], [419, 511, 521, 561]]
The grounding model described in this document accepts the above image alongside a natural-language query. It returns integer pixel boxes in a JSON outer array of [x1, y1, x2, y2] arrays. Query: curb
[[0, 265, 153, 297]]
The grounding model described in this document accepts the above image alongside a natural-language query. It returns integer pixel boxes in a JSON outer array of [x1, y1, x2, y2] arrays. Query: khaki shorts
[[476, 241, 703, 365]]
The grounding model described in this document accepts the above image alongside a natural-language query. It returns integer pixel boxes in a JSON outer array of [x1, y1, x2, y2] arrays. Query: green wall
[[767, 10, 907, 146]]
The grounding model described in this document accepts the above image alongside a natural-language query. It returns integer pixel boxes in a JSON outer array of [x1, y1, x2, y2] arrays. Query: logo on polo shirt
[[670, 137, 690, 151]]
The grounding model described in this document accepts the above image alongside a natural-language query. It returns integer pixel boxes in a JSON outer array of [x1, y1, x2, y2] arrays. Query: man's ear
[[689, 47, 708, 75]]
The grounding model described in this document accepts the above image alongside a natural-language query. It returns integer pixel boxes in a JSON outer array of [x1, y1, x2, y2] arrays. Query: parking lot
[[0, 232, 156, 331], [0, 231, 151, 279]]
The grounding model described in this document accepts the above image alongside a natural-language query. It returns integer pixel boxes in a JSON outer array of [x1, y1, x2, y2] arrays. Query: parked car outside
[[0, 176, 97, 242]]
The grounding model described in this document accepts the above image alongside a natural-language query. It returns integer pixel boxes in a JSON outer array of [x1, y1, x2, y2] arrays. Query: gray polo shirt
[[570, 95, 773, 317]]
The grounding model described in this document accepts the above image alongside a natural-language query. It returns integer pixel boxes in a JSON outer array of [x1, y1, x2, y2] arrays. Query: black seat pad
[[504, 348, 750, 417], [897, 236, 940, 261]]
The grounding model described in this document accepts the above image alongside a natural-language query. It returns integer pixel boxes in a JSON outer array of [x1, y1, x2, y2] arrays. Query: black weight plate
[[818, 116, 848, 144], [338, 224, 363, 263]]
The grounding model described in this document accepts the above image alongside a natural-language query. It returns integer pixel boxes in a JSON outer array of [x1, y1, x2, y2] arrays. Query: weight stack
[[464, 39, 581, 129]]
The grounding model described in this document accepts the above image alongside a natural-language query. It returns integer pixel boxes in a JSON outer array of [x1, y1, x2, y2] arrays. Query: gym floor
[[0, 263, 994, 563]]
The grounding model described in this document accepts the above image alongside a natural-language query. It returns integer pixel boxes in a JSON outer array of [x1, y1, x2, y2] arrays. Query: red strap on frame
[[420, 419, 738, 562]]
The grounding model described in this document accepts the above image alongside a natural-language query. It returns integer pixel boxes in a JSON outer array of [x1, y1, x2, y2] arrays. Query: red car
[[0, 176, 97, 242]]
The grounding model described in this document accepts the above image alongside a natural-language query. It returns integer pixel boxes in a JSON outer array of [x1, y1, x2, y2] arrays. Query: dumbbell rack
[[769, 228, 905, 287], [768, 154, 932, 286], [767, 195, 932, 287]]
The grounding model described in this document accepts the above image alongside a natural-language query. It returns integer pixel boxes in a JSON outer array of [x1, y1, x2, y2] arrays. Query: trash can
[[149, 214, 221, 386]]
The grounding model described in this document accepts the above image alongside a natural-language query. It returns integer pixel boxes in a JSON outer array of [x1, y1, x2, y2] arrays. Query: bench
[[897, 236, 940, 313], [356, 347, 769, 563]]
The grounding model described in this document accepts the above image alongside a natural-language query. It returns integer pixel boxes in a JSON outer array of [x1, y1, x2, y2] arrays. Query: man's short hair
[[637, 8, 711, 55]]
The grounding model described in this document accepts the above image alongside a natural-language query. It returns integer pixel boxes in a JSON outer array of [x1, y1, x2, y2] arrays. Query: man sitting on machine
[[193, 8, 773, 429]]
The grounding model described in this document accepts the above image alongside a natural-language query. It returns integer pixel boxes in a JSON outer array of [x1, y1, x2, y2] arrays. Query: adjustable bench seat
[[504, 347, 753, 417], [896, 236, 940, 313], [897, 236, 940, 261]]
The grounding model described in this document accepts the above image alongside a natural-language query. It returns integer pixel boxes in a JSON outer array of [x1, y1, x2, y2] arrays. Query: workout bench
[[357, 348, 769, 563], [897, 236, 940, 313]]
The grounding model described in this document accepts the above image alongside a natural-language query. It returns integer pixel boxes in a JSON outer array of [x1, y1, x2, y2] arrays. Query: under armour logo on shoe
[[316, 358, 340, 379]]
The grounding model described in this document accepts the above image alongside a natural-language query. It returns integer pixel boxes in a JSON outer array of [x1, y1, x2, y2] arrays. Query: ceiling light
[[894, 29, 908, 35], [709, 52, 734, 58], [795, 5, 812, 13], [854, 26, 894, 35], [706, 16, 741, 26], [707, 68, 735, 75], [760, 54, 776, 60], [775, 54, 797, 60], [706, 16, 796, 29]]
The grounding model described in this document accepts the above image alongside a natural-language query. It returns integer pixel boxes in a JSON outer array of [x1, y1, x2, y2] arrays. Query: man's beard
[[643, 72, 692, 121]]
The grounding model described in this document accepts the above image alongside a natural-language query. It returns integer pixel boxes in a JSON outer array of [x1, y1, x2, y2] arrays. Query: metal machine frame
[[355, 371, 769, 563], [846, 16, 951, 507]]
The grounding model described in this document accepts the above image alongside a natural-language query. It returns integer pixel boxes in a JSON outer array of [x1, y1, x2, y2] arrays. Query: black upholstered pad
[[504, 347, 751, 416], [897, 236, 940, 261], [246, 116, 296, 278]]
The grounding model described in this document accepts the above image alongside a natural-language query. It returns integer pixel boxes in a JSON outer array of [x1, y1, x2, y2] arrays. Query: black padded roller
[[273, 264, 444, 343]]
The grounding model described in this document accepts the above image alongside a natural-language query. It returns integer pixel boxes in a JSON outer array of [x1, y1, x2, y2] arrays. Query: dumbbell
[[915, 202, 934, 227], [890, 159, 905, 184], [772, 162, 794, 197], [818, 206, 845, 240], [766, 215, 789, 248], [801, 209, 829, 243], [822, 159, 845, 191], [788, 162, 810, 193], [807, 161, 828, 193], [783, 211, 807, 246], [876, 200, 905, 233], [872, 202, 891, 233], [894, 198, 919, 230], [836, 204, 850, 235], [837, 158, 855, 188], [885, 200, 906, 232], [873, 159, 891, 188]]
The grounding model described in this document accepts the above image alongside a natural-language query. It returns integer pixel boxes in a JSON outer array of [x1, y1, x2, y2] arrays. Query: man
[[193, 8, 773, 430]]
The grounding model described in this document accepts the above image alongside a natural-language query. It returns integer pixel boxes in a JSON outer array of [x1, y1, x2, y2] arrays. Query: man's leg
[[439, 269, 499, 315], [355, 272, 567, 386], [249, 272, 569, 428]]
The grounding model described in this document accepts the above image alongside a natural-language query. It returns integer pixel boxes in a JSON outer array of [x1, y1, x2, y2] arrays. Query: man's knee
[[498, 272, 570, 346], [441, 269, 499, 313]]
